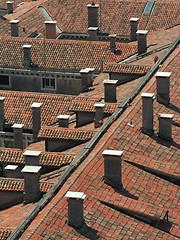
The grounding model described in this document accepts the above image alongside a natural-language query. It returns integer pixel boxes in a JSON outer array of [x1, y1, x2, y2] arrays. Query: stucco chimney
[[57, 115, 70, 128], [158, 114, 174, 141], [103, 80, 118, 103], [87, 2, 99, 29], [94, 103, 105, 128], [130, 18, 139, 41], [21, 165, 42, 203], [155, 72, 172, 105], [4, 165, 19, 178], [102, 149, 123, 190], [23, 45, 32, 68], [109, 34, 116, 52], [85, 68, 95, 87], [88, 27, 98, 41], [65, 191, 86, 228], [136, 30, 148, 55], [141, 93, 154, 135], [31, 102, 42, 140], [45, 21, 56, 39], [10, 20, 19, 37], [6, 1, 14, 14], [12, 123, 24, 149], [23, 150, 41, 166], [0, 97, 5, 131], [80, 68, 90, 90]]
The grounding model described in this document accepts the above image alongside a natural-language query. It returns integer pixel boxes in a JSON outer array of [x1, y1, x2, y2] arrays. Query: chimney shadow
[[113, 186, 139, 200], [151, 134, 180, 149], [165, 103, 180, 114], [76, 222, 99, 240]]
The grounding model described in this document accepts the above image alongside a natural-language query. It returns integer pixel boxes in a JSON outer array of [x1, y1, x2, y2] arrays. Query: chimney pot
[[155, 72, 172, 105], [57, 115, 70, 128], [87, 3, 99, 29], [65, 191, 86, 228], [0, 97, 5, 131], [158, 113, 174, 141], [109, 34, 116, 52], [102, 149, 123, 190], [136, 30, 148, 55], [130, 18, 139, 41], [12, 123, 24, 149], [31, 102, 42, 141], [10, 20, 19, 37], [45, 21, 56, 39], [94, 103, 105, 128], [88, 27, 98, 41], [23, 150, 41, 166], [6, 1, 14, 14], [103, 79, 118, 103], [23, 45, 32, 68]]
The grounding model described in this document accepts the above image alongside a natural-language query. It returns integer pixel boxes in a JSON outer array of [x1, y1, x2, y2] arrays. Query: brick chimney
[[45, 21, 56, 39], [57, 115, 70, 128], [88, 27, 98, 41], [94, 103, 105, 128], [23, 45, 32, 68], [158, 114, 174, 141], [87, 2, 99, 29], [103, 80, 118, 103], [10, 20, 19, 37], [155, 72, 172, 105], [141, 93, 154, 135], [31, 102, 42, 140], [109, 34, 116, 52], [0, 97, 5, 131], [65, 191, 86, 228], [136, 30, 148, 55], [21, 165, 42, 203], [6, 1, 14, 14], [23, 150, 41, 166], [102, 149, 123, 190], [12, 123, 24, 149], [130, 18, 139, 41]]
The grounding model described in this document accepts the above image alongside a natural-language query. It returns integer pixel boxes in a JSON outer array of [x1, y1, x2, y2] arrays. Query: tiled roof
[[0, 37, 137, 71], [0, 0, 32, 9], [138, 12, 150, 30], [0, 229, 12, 240], [0, 148, 75, 167], [38, 126, 96, 141], [0, 90, 101, 130], [103, 63, 151, 74], [0, 178, 52, 193]]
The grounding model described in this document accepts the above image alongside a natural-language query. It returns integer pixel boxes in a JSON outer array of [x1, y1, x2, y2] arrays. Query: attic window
[[42, 78, 55, 90], [0, 75, 10, 87]]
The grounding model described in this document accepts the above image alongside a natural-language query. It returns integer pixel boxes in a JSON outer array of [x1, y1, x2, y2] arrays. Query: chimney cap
[[155, 72, 172, 78], [57, 114, 70, 120], [10, 20, 19, 24], [85, 67, 95, 72], [88, 27, 98, 31], [6, 1, 14, 3], [94, 103, 106, 108], [80, 68, 89, 74], [102, 149, 123, 157], [109, 34, 116, 38], [23, 44, 32, 49], [103, 79, 118, 85], [45, 20, 56, 24], [21, 165, 41, 174], [136, 30, 148, 35], [0, 97, 5, 101], [130, 18, 139, 22], [141, 93, 154, 98], [5, 164, 18, 170], [158, 113, 174, 119], [65, 191, 86, 200], [12, 123, 24, 129], [31, 102, 42, 108], [23, 150, 41, 157], [87, 3, 99, 8]]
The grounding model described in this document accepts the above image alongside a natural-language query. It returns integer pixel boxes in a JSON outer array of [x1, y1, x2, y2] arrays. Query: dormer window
[[42, 78, 56, 90]]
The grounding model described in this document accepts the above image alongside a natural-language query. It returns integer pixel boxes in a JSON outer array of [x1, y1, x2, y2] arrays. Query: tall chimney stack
[[94, 103, 105, 128], [103, 80, 118, 103], [31, 102, 42, 141], [136, 30, 148, 55], [6, 1, 14, 14], [88, 27, 98, 41], [130, 18, 139, 41], [158, 114, 174, 141], [10, 20, 19, 37], [57, 115, 70, 128], [87, 2, 99, 29], [23, 45, 32, 68], [109, 34, 116, 52], [65, 191, 86, 228], [0, 97, 5, 131], [12, 123, 24, 149], [45, 21, 56, 39]]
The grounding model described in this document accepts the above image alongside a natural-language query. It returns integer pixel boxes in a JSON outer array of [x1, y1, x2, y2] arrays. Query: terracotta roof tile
[[0, 229, 12, 240]]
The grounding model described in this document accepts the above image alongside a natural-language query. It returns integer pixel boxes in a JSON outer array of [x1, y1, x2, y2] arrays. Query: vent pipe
[[12, 123, 24, 149]]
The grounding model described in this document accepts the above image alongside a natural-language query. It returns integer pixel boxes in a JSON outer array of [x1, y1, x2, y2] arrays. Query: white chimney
[[65, 191, 86, 228], [45, 21, 56, 39], [0, 97, 5, 131], [102, 150, 123, 190], [23, 150, 41, 166], [23, 45, 32, 68], [155, 72, 172, 105], [94, 103, 105, 128], [31, 102, 42, 140], [103, 80, 118, 103], [136, 30, 148, 55], [57, 115, 70, 128], [158, 114, 174, 141], [130, 18, 139, 41], [6, 1, 14, 14], [10, 20, 19, 37], [12, 123, 24, 149]]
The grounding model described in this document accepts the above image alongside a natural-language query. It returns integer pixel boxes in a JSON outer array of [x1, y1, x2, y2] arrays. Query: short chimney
[[57, 115, 70, 128], [155, 72, 172, 105], [85, 68, 95, 87], [94, 103, 105, 128], [0, 97, 5, 131], [31, 102, 42, 140], [136, 30, 148, 55], [102, 150, 123, 190], [141, 93, 154, 135], [87, 2, 99, 28], [103, 80, 118, 103], [45, 21, 56, 39], [21, 165, 42, 203], [23, 45, 32, 68], [12, 123, 24, 149], [4, 165, 19, 178], [6, 1, 14, 14], [158, 114, 174, 141], [10, 20, 19, 37], [109, 34, 116, 52], [130, 18, 139, 41], [23, 150, 41, 166], [88, 27, 98, 41], [80, 68, 90, 90], [65, 191, 86, 228]]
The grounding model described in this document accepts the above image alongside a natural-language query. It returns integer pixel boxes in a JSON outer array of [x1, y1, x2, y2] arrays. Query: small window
[[0, 75, 10, 86], [42, 78, 55, 90]]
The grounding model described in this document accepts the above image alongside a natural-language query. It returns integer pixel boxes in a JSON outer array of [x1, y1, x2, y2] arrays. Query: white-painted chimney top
[[65, 191, 86, 200]]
